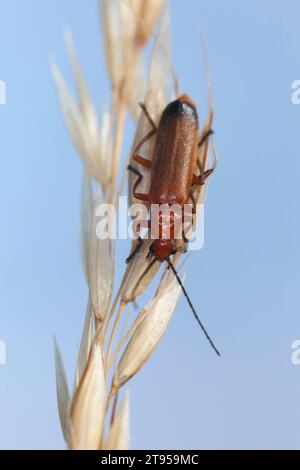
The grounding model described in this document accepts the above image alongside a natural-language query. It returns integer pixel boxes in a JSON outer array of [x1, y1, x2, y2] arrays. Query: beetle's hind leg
[[128, 164, 150, 202], [193, 133, 217, 186], [180, 200, 194, 245], [198, 129, 214, 148], [192, 164, 215, 186]]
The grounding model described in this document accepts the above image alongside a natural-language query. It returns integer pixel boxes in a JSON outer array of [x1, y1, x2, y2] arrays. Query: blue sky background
[[0, 0, 300, 450]]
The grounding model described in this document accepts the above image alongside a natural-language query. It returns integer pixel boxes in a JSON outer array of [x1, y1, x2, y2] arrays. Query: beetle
[[127, 94, 219, 355]]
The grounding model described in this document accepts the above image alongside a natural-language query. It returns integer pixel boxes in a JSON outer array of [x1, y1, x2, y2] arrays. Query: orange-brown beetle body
[[129, 93, 214, 262]]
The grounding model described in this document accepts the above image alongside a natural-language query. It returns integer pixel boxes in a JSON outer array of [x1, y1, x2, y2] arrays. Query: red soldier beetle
[[127, 94, 219, 356]]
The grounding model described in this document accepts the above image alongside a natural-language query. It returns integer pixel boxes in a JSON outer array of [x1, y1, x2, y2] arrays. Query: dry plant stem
[[106, 382, 118, 416], [110, 389, 119, 426], [94, 320, 103, 343]]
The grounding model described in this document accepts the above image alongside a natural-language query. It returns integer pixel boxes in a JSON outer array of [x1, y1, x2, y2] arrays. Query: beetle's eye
[[149, 244, 155, 253], [172, 245, 177, 255]]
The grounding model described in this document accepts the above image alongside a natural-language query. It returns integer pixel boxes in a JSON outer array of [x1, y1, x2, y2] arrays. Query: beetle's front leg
[[139, 103, 158, 132], [126, 220, 152, 263], [126, 237, 144, 264], [132, 103, 158, 156]]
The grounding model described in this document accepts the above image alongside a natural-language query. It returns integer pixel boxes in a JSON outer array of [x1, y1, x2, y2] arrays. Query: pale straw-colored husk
[[70, 343, 106, 450], [103, 392, 130, 450], [115, 276, 181, 388]]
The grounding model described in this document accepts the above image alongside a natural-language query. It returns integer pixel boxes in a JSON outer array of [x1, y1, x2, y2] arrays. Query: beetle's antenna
[[167, 258, 220, 357]]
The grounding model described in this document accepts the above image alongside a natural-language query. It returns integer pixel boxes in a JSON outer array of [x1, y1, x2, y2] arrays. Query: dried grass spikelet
[[53, 0, 216, 452], [70, 343, 106, 450], [135, 0, 167, 47], [104, 393, 130, 450], [100, 0, 165, 196], [51, 31, 113, 190], [121, 239, 160, 303], [114, 277, 181, 389], [100, 0, 165, 105], [82, 173, 114, 322], [128, 53, 147, 123], [100, 0, 135, 96], [129, 1, 172, 123]]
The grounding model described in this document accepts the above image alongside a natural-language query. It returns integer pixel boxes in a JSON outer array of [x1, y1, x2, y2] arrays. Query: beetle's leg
[[182, 220, 193, 246], [192, 168, 214, 186], [195, 128, 218, 184], [181, 202, 194, 241], [139, 103, 157, 132], [128, 164, 150, 202], [126, 237, 144, 264], [126, 220, 152, 263], [134, 129, 157, 155], [182, 231, 189, 245], [182, 221, 194, 245], [193, 156, 216, 187], [190, 190, 197, 215], [133, 154, 152, 169], [131, 103, 157, 165], [181, 216, 190, 244], [198, 129, 214, 148]]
